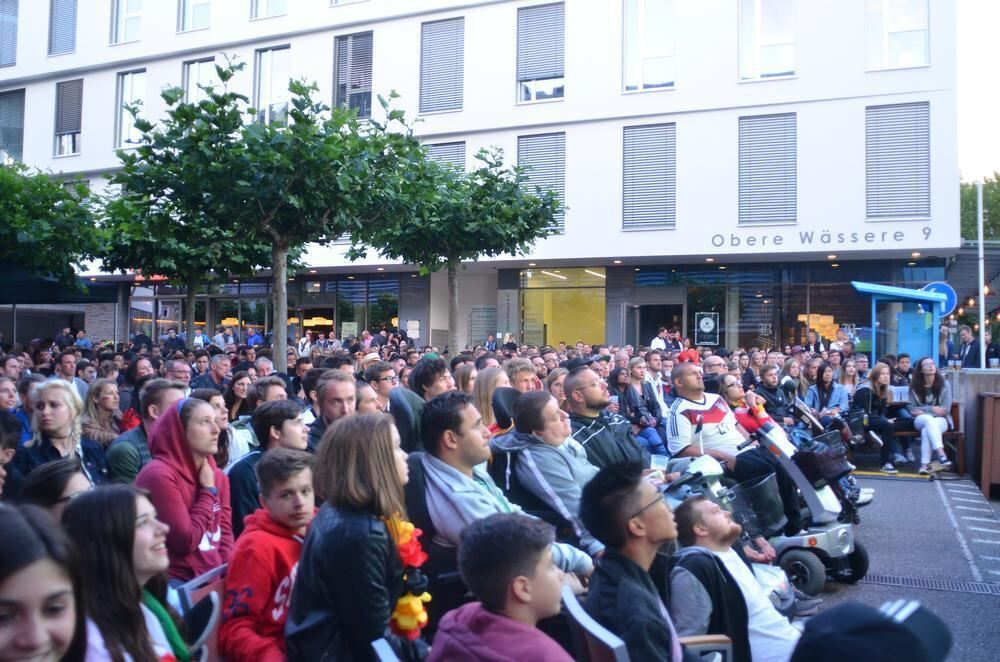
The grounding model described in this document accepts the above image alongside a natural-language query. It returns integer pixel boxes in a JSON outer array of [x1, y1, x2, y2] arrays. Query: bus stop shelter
[[851, 281, 947, 362]]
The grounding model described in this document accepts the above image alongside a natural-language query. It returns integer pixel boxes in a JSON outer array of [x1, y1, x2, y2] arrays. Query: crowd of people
[[0, 323, 955, 661]]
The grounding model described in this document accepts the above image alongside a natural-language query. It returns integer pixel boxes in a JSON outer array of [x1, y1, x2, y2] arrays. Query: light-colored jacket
[[908, 380, 953, 427], [804, 383, 849, 414], [420, 452, 594, 575]]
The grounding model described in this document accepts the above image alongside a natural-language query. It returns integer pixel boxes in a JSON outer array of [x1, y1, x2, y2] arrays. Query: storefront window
[[520, 267, 606, 346], [368, 276, 399, 333], [241, 299, 268, 340], [337, 277, 366, 340], [155, 300, 183, 340], [213, 299, 240, 339]]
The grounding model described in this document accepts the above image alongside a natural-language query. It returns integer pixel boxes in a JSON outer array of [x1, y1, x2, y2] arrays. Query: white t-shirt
[[651, 336, 667, 350], [666, 393, 746, 457], [714, 548, 800, 662], [85, 603, 176, 661]]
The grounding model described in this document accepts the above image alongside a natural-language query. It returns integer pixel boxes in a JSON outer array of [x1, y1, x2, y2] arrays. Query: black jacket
[[285, 503, 405, 661], [659, 548, 751, 662], [307, 417, 327, 453], [756, 383, 791, 420], [227, 449, 262, 538], [612, 382, 663, 427], [960, 340, 981, 368], [585, 548, 698, 662], [14, 435, 109, 486], [568, 412, 645, 469], [850, 385, 887, 418]]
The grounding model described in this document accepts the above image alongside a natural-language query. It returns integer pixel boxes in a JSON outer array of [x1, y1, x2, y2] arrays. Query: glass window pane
[[522, 288, 606, 347], [623, 0, 642, 90], [739, 0, 756, 79], [337, 278, 366, 340], [760, 43, 794, 77], [887, 0, 927, 32], [368, 277, 399, 334], [887, 30, 927, 67], [761, 0, 793, 45]]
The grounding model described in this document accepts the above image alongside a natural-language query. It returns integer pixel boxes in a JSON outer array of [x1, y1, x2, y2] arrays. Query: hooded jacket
[[568, 411, 645, 469], [428, 602, 573, 662], [135, 400, 233, 582], [219, 509, 308, 662], [489, 431, 603, 555]]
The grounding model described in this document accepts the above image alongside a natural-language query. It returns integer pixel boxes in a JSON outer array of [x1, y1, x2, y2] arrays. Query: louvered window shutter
[[49, 0, 76, 55], [426, 142, 466, 172], [0, 0, 17, 66], [623, 123, 676, 230], [517, 3, 564, 82], [739, 112, 797, 225], [0, 88, 25, 161], [420, 18, 464, 113], [55, 79, 83, 136], [518, 132, 566, 232], [335, 32, 373, 119], [866, 101, 930, 218]]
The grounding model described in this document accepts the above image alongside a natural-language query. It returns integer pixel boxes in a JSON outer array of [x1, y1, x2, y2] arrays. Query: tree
[[960, 174, 1000, 240], [0, 164, 99, 286], [223, 85, 427, 362], [98, 63, 275, 343], [350, 148, 560, 353]]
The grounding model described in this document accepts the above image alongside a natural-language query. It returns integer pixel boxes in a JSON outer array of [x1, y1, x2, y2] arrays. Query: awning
[[0, 265, 119, 305]]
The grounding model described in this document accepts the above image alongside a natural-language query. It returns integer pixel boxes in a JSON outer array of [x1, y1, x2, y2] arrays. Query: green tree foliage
[[350, 148, 560, 353], [224, 86, 426, 361], [960, 174, 1000, 240], [0, 164, 98, 286], [99, 63, 274, 342]]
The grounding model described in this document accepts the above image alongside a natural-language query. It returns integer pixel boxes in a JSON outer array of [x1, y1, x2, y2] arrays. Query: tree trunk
[[185, 275, 197, 350], [271, 242, 289, 372], [448, 260, 459, 355]]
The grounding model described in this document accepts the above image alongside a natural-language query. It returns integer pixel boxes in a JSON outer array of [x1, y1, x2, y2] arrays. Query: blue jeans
[[636, 426, 668, 456]]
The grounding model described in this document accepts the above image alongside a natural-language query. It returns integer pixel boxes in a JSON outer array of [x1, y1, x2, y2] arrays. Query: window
[[865, 0, 928, 69], [0, 0, 17, 67], [178, 0, 210, 31], [54, 78, 83, 156], [420, 17, 464, 113], [518, 132, 565, 232], [623, 123, 676, 230], [48, 0, 76, 55], [111, 0, 142, 44], [251, 0, 285, 19], [183, 58, 218, 103], [115, 70, 145, 148], [623, 0, 674, 91], [334, 32, 373, 118], [0, 88, 24, 163], [426, 142, 465, 172], [516, 3, 564, 102], [738, 113, 796, 225], [739, 0, 794, 80], [254, 46, 290, 125], [866, 101, 929, 219]]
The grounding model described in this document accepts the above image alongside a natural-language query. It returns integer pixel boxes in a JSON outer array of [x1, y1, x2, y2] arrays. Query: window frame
[[178, 0, 210, 32], [865, 0, 930, 71], [250, 0, 286, 20], [182, 57, 217, 103], [737, 112, 797, 226], [419, 17, 465, 114], [48, 0, 77, 56], [622, 0, 676, 93], [53, 78, 83, 157], [738, 0, 796, 82], [517, 132, 566, 233], [110, 0, 142, 45], [516, 3, 566, 104], [622, 122, 677, 231], [0, 88, 25, 163], [0, 0, 18, 67], [253, 45, 291, 125], [114, 69, 145, 150], [333, 30, 374, 119]]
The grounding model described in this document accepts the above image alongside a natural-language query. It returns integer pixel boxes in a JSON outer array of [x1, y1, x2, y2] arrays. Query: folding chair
[[561, 585, 630, 662]]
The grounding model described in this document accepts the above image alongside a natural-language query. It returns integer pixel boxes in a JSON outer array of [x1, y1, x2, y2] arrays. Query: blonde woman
[[81, 377, 122, 447], [472, 366, 511, 430], [780, 358, 808, 399], [13, 379, 109, 485], [455, 363, 478, 395], [839, 359, 861, 400], [849, 362, 907, 474]]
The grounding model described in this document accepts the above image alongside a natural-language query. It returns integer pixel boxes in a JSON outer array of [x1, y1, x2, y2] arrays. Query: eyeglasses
[[630, 491, 666, 519], [373, 375, 399, 383]]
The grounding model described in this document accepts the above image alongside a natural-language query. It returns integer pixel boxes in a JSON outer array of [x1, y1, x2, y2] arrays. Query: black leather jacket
[[756, 383, 791, 420], [285, 503, 403, 661]]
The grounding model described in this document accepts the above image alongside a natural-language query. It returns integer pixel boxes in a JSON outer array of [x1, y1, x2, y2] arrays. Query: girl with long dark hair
[[62, 485, 189, 662], [18, 457, 91, 521], [908, 357, 954, 474], [0, 505, 86, 661], [285, 413, 418, 660], [805, 362, 849, 426], [222, 371, 252, 422]]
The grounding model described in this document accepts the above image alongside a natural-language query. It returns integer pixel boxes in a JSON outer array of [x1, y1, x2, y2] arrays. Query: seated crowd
[[0, 325, 951, 661]]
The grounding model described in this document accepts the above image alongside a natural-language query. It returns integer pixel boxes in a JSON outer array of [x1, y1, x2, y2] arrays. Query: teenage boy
[[219, 448, 315, 662], [429, 513, 573, 662], [229, 400, 310, 536]]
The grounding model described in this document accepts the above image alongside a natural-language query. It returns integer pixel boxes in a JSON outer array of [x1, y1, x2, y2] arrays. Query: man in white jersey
[[665, 361, 801, 535]]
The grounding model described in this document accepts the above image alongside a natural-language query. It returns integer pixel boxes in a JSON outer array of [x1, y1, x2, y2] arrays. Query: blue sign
[[921, 282, 957, 316]]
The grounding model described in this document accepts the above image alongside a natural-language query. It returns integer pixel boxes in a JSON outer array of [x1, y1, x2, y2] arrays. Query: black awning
[[0, 265, 119, 304]]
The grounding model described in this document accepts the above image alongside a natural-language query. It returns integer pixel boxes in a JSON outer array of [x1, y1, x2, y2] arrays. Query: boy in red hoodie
[[219, 448, 315, 662], [429, 513, 574, 662]]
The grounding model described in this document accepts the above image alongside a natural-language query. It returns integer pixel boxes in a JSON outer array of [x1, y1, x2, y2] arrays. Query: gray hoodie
[[421, 452, 594, 576], [490, 430, 604, 556]]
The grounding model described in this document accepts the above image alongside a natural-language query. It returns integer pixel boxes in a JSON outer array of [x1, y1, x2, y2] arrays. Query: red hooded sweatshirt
[[219, 509, 309, 662], [135, 400, 233, 582], [428, 602, 573, 662]]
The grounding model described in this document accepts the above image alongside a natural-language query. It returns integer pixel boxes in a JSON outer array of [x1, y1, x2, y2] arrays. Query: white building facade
[[0, 0, 958, 352]]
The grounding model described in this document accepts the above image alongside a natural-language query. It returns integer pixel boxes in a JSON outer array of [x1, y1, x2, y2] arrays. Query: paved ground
[[811, 473, 1000, 661]]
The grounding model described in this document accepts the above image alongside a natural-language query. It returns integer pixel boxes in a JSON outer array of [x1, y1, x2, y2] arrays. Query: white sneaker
[[918, 465, 931, 475], [937, 455, 953, 468], [880, 463, 898, 474], [855, 491, 874, 506]]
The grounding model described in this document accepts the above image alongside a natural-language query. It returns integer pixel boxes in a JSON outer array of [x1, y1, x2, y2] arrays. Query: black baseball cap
[[791, 600, 951, 662]]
